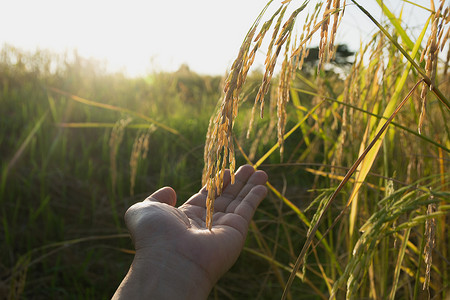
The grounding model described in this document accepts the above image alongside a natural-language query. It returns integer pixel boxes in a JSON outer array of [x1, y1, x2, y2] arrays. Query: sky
[[0, 0, 435, 77]]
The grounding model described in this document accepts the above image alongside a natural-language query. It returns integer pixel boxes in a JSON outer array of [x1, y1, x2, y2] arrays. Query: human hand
[[113, 165, 268, 299]]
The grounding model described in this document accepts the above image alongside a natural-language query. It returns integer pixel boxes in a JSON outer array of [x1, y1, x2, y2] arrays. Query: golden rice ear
[[318, 0, 344, 72], [276, 44, 294, 162], [418, 0, 448, 134], [418, 82, 427, 134], [318, 0, 332, 72], [129, 126, 155, 196], [204, 1, 340, 229], [423, 203, 436, 291], [203, 21, 259, 229], [109, 117, 132, 194]]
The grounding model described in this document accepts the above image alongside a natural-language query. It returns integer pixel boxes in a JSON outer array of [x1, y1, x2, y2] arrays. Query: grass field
[[1, 0, 449, 299]]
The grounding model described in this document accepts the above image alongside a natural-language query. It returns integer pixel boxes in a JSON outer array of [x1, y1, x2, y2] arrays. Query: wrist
[[113, 249, 213, 300]]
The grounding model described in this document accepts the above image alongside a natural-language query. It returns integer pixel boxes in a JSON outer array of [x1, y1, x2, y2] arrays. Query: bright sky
[[0, 0, 434, 77]]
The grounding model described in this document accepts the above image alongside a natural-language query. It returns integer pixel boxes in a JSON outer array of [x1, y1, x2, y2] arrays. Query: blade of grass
[[413, 226, 426, 300], [348, 122, 370, 241], [303, 167, 384, 191], [1, 110, 49, 199], [401, 0, 434, 13], [437, 141, 448, 294], [389, 228, 412, 300], [58, 122, 155, 129], [375, 0, 414, 50], [311, 245, 333, 296], [49, 87, 186, 139], [4, 110, 48, 173]]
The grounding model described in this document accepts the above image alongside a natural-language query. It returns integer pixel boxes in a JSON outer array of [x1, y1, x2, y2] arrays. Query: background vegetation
[[1, 0, 449, 299]]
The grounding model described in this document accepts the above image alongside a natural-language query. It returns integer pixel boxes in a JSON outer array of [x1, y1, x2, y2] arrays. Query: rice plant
[[204, 0, 449, 298]]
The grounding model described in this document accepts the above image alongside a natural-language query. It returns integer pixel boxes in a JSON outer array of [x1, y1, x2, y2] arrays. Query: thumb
[[145, 186, 177, 207]]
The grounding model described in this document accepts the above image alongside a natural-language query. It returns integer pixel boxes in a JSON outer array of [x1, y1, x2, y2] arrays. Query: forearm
[[113, 253, 213, 300]]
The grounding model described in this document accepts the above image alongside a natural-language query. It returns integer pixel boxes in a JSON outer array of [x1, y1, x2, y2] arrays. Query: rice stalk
[[109, 117, 132, 194], [301, 190, 333, 276], [318, 0, 332, 71], [245, 3, 285, 138], [202, 5, 267, 228], [419, 1, 448, 134], [423, 202, 437, 292], [204, 0, 359, 229], [129, 126, 155, 196], [316, 0, 344, 70], [249, 3, 302, 137], [328, 0, 345, 59], [7, 254, 30, 300], [277, 38, 295, 161], [254, 99, 325, 168], [294, 3, 322, 70], [203, 0, 357, 229]]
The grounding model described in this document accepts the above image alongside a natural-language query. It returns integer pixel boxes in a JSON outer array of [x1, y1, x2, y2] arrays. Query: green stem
[[351, 0, 450, 110]]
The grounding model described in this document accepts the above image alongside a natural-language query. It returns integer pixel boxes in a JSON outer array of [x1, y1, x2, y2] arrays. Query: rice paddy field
[[1, 0, 449, 299]]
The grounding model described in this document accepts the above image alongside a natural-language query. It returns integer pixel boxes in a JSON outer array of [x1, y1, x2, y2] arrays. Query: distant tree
[[302, 44, 354, 66]]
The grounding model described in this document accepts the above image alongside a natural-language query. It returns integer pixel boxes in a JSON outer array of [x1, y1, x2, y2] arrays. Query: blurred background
[[0, 0, 430, 76]]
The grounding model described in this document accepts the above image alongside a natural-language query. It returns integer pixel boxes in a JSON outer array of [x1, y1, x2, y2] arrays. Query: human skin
[[113, 165, 268, 299]]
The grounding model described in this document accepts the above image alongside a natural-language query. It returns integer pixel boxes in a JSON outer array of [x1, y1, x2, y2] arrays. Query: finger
[[183, 192, 207, 209], [144, 186, 177, 207], [211, 185, 267, 235], [233, 185, 267, 222], [196, 164, 254, 203], [214, 170, 268, 213], [234, 170, 268, 203], [184, 165, 265, 217], [199, 169, 232, 196], [219, 165, 255, 198]]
